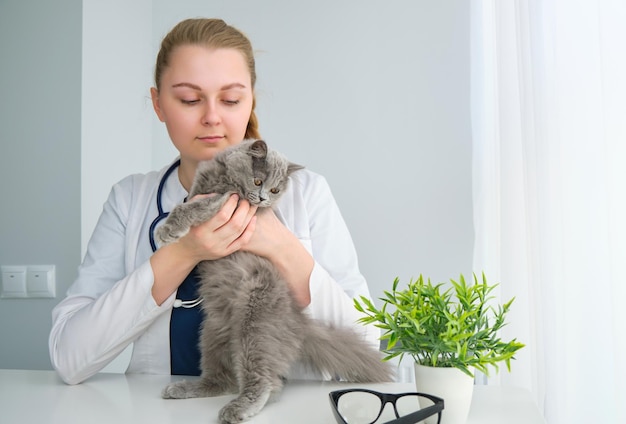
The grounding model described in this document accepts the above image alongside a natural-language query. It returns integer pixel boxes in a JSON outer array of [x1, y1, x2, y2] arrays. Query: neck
[[177, 160, 197, 192]]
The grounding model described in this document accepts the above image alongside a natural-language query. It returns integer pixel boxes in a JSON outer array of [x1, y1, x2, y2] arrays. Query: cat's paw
[[162, 379, 231, 400], [161, 380, 197, 399], [218, 391, 272, 424], [154, 224, 186, 246], [219, 402, 256, 424]]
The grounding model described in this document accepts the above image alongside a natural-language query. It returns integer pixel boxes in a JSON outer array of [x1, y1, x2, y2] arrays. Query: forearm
[[50, 238, 199, 384], [268, 236, 314, 308], [49, 262, 168, 384], [149, 241, 199, 305]]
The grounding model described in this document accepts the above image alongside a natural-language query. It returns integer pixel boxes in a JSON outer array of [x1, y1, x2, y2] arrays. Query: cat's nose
[[258, 195, 267, 202]]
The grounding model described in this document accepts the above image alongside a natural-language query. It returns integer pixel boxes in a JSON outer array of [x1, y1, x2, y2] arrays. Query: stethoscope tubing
[[149, 159, 181, 252], [148, 159, 203, 309]]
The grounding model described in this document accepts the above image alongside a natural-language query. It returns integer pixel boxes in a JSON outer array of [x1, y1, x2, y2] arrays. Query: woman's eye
[[270, 188, 279, 194], [254, 178, 262, 186], [181, 99, 200, 105], [223, 99, 240, 106]]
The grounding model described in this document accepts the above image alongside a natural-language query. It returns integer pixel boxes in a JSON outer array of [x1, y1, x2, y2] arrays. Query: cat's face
[[221, 140, 303, 207]]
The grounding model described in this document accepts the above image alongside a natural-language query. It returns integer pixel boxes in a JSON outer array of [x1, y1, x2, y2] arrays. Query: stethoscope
[[149, 159, 204, 309]]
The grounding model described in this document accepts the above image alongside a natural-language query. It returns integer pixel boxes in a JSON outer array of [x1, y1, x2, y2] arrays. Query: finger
[[236, 200, 258, 222], [226, 215, 257, 253], [229, 200, 258, 232], [211, 194, 240, 228]]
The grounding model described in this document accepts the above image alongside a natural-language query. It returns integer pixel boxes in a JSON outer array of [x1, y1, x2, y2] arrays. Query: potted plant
[[354, 273, 524, 424]]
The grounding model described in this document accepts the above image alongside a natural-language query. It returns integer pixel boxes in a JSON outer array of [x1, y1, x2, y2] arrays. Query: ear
[[287, 162, 305, 175], [249, 139, 268, 159], [150, 87, 165, 122]]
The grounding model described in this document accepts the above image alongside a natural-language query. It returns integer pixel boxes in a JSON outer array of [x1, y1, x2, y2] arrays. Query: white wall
[[0, 0, 472, 371], [150, 0, 474, 298], [81, 0, 154, 254], [0, 0, 82, 370], [83, 0, 473, 310]]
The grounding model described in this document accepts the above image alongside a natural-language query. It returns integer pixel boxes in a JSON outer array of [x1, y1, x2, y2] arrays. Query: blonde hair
[[155, 18, 260, 139]]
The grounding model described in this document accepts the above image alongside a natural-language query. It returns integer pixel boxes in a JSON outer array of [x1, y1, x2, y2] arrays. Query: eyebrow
[[171, 82, 247, 91]]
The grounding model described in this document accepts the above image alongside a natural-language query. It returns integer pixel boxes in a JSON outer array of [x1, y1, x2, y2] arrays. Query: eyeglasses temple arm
[[382, 401, 444, 424]]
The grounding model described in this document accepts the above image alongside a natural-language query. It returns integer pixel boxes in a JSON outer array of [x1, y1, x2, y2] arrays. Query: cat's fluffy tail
[[300, 322, 394, 382]]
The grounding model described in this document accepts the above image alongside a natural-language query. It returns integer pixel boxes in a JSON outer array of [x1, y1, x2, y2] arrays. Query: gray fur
[[156, 140, 393, 424]]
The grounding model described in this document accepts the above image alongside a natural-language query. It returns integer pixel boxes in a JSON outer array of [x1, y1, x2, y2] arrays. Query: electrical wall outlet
[[1, 266, 28, 298], [1, 265, 56, 299], [26, 265, 56, 298]]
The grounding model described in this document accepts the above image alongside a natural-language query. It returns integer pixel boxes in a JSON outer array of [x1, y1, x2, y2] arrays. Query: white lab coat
[[49, 159, 379, 385]]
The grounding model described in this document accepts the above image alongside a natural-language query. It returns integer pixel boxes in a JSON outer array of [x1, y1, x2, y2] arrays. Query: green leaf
[[353, 272, 525, 376]]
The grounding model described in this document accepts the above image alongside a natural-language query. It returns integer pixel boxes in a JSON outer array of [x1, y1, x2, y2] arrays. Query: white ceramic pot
[[413, 363, 474, 424]]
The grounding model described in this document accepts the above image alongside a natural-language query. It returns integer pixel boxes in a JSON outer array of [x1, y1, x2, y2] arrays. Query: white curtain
[[470, 1, 626, 423]]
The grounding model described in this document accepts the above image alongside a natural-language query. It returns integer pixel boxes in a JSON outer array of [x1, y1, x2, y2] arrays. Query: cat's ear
[[287, 162, 305, 175], [249, 139, 268, 159]]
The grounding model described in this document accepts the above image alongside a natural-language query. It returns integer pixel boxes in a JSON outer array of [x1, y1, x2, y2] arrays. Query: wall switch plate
[[26, 265, 56, 298], [1, 266, 28, 298]]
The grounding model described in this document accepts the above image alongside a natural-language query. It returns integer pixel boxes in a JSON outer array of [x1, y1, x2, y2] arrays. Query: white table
[[0, 369, 544, 423]]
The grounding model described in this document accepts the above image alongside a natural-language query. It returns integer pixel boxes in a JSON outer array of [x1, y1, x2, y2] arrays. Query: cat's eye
[[254, 178, 262, 186], [270, 188, 280, 194]]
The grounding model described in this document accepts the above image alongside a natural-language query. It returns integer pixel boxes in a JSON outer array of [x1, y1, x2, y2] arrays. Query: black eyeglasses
[[329, 388, 444, 424]]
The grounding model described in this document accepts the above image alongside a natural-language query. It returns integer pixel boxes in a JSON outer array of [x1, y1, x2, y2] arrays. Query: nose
[[201, 102, 221, 126]]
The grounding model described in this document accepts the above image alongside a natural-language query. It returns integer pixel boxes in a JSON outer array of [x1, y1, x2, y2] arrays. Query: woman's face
[[151, 45, 254, 165]]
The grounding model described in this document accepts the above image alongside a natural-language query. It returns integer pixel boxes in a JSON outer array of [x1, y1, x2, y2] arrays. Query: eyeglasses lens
[[337, 392, 436, 424], [398, 394, 437, 424], [337, 391, 383, 424]]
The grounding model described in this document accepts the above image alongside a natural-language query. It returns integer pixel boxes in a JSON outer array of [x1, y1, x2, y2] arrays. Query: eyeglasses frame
[[328, 388, 444, 424]]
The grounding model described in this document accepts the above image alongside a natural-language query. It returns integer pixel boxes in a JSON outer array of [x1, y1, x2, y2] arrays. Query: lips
[[197, 135, 224, 143]]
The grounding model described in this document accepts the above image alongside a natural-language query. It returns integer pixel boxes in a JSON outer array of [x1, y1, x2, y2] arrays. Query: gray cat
[[155, 139, 393, 424]]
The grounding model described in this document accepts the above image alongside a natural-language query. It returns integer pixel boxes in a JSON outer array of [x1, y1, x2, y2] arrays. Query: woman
[[49, 18, 378, 385]]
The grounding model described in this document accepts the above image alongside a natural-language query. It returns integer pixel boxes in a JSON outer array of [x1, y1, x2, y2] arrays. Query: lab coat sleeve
[[294, 172, 381, 351], [49, 178, 175, 385]]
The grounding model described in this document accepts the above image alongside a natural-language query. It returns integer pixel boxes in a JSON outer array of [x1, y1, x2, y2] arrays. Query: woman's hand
[[242, 208, 314, 307], [150, 194, 257, 305], [240, 207, 287, 258], [180, 194, 258, 262]]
